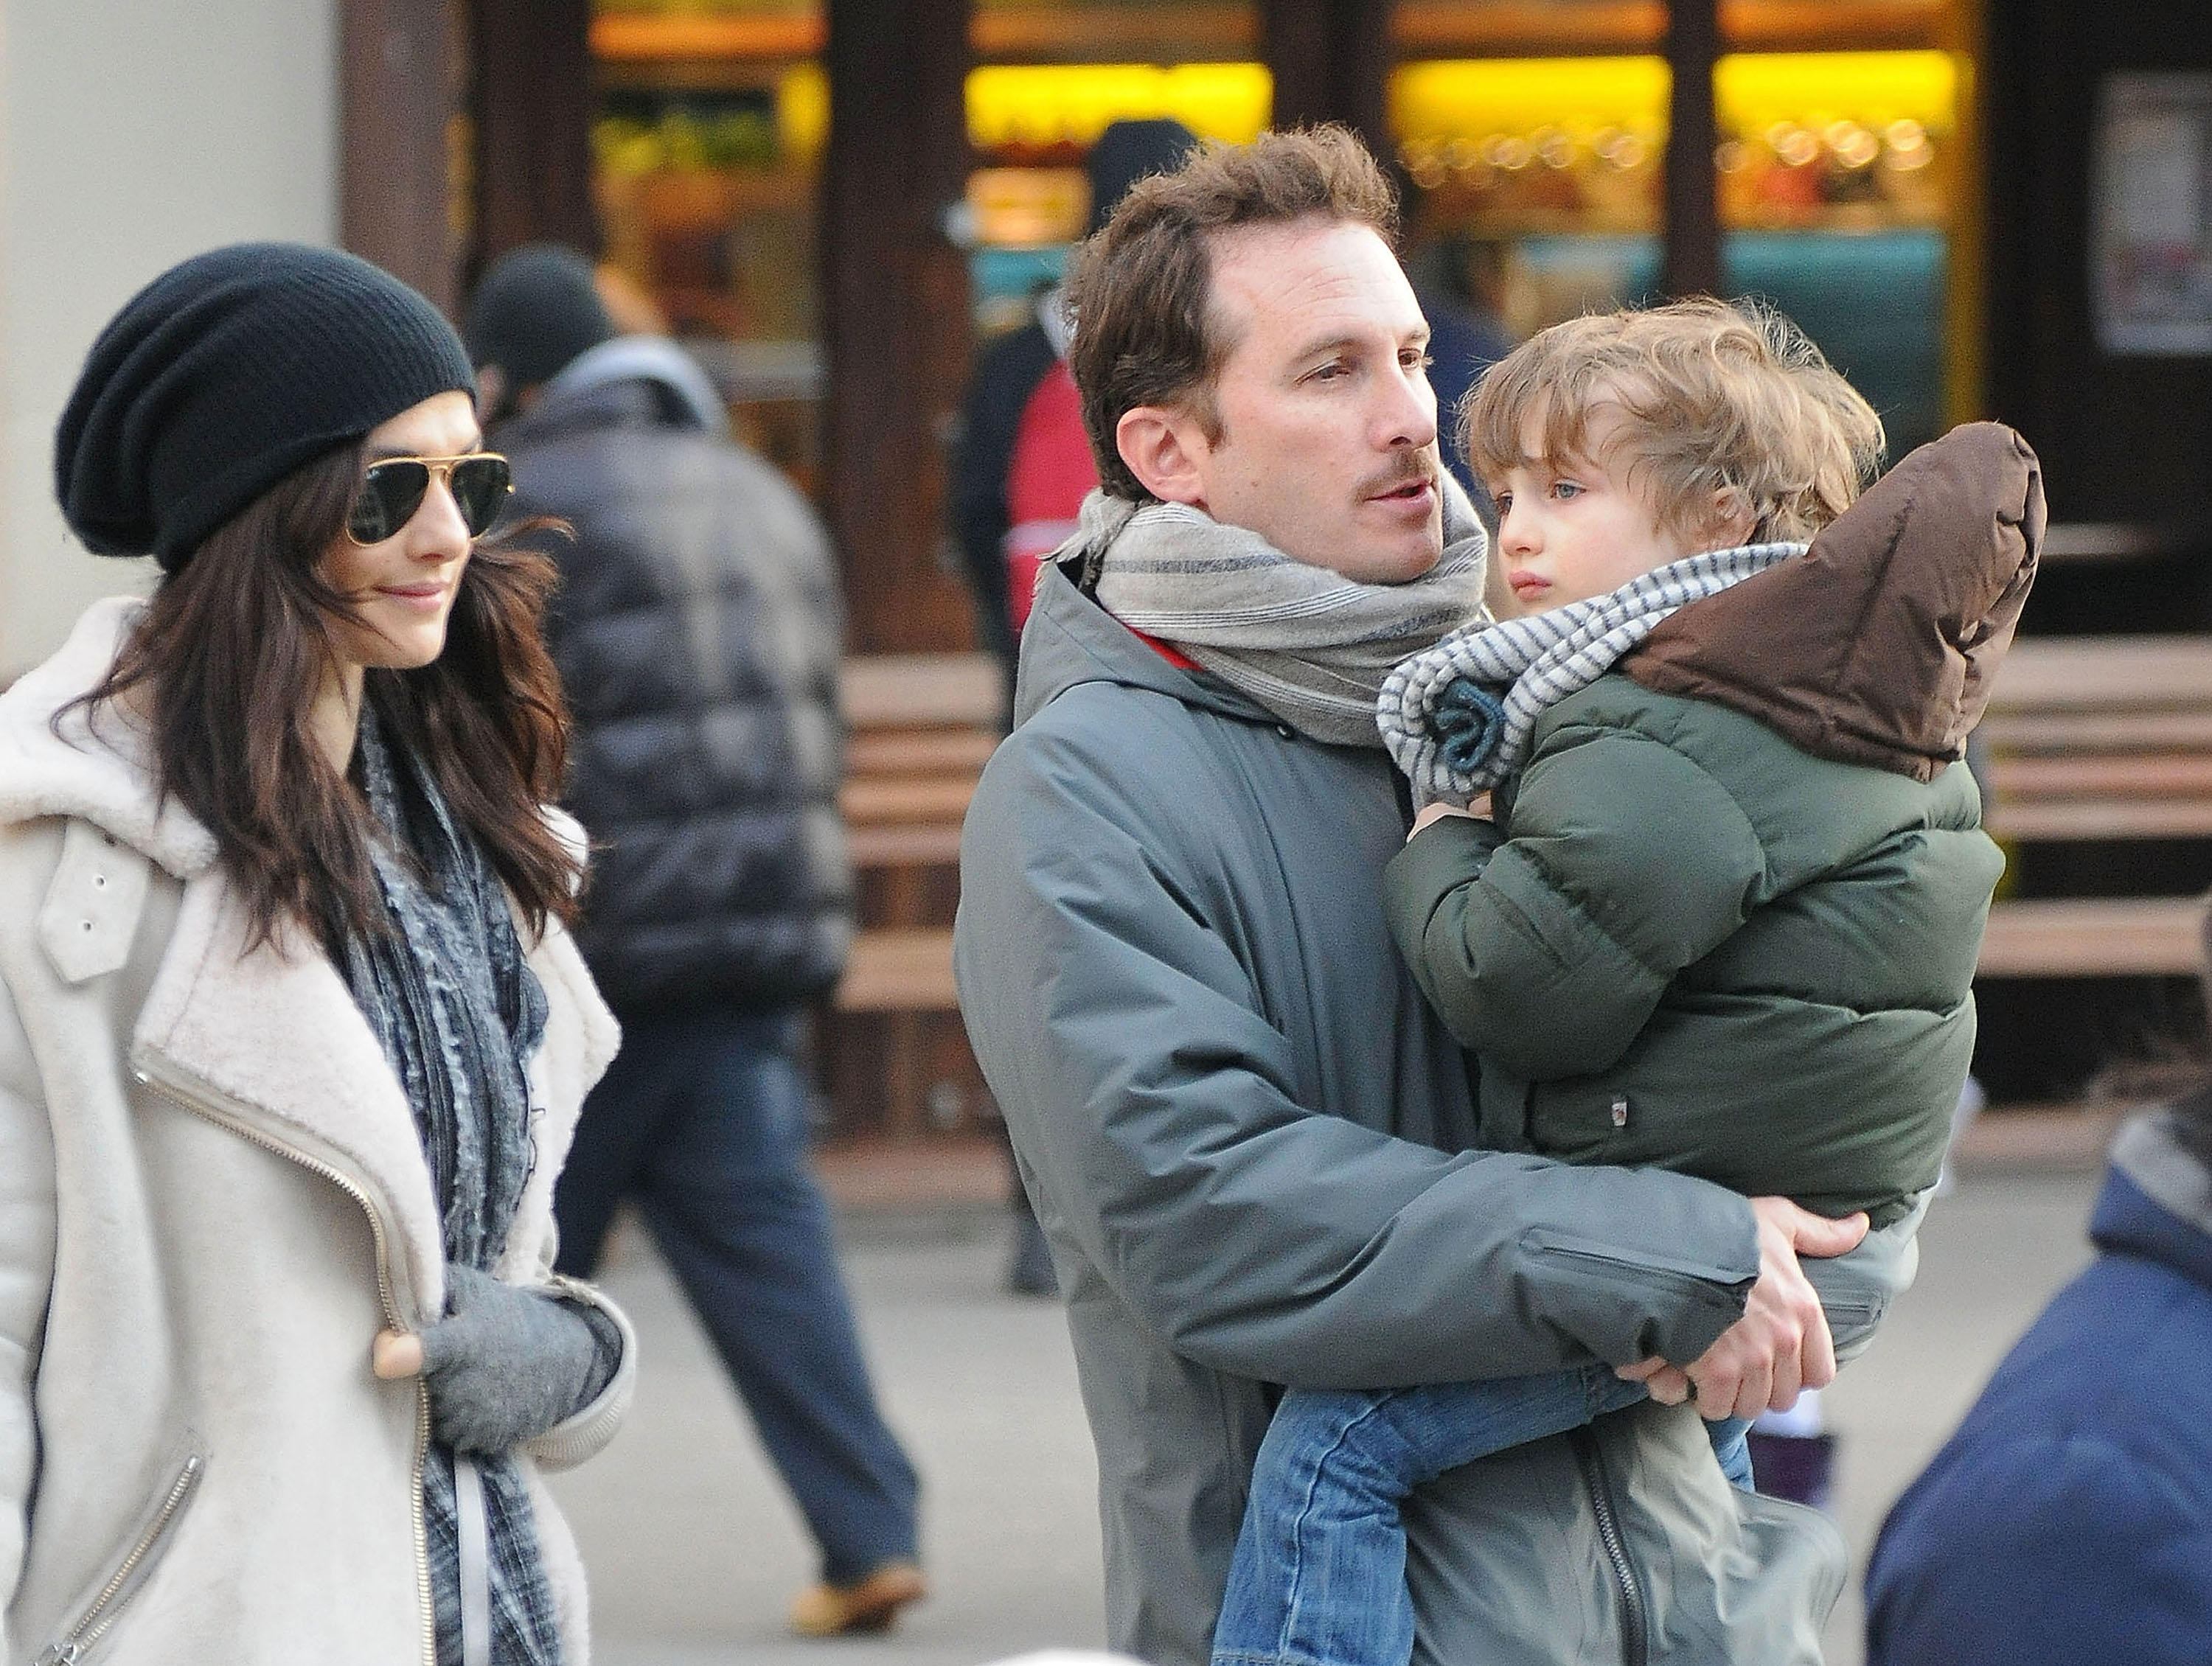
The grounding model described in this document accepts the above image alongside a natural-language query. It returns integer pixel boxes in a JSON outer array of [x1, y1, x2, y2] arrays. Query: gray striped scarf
[[1379, 542, 1806, 803], [1086, 483, 1489, 748]]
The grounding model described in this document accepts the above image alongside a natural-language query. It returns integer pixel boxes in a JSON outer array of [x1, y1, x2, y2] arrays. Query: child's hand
[[1617, 1198, 1868, 1419], [1410, 795, 1492, 839]]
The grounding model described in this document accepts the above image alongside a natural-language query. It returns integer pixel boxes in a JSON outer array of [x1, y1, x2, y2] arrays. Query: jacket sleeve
[[1385, 721, 1767, 1081], [519, 1274, 637, 1472], [0, 981, 56, 1652], [956, 716, 1762, 1390]]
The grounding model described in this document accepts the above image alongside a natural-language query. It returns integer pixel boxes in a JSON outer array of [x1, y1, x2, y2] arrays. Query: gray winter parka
[[956, 557, 1883, 1666]]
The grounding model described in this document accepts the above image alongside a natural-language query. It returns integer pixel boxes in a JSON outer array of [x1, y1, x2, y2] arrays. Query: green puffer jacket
[[1386, 423, 2044, 1229]]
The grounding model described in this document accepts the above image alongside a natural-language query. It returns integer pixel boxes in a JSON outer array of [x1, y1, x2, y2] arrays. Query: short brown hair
[[1064, 125, 1399, 501], [1464, 296, 1886, 545]]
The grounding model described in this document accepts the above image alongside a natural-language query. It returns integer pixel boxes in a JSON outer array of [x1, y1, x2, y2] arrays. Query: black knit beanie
[[55, 243, 476, 573], [1086, 119, 1200, 235], [462, 245, 616, 389]]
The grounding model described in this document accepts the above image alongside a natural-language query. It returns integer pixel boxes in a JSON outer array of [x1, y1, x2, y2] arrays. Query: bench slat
[[841, 654, 1003, 730], [1986, 799, 2212, 841], [840, 776, 976, 826], [1979, 898, 2205, 977], [1989, 636, 2212, 710], [1978, 709, 2212, 753], [836, 928, 959, 1011]]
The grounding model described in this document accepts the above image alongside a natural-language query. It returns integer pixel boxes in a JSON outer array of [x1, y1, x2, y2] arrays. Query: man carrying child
[[954, 126, 1924, 1665]]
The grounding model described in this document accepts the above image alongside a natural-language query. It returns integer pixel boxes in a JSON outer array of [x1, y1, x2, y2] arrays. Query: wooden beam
[[341, 0, 460, 314], [822, 0, 977, 652], [1660, 0, 1722, 299], [1262, 0, 1396, 162], [472, 0, 598, 268]]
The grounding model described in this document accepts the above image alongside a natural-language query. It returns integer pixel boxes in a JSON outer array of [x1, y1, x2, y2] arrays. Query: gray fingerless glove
[[418, 1265, 623, 1455]]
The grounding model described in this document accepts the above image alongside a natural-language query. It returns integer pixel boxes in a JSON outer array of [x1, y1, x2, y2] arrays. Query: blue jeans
[[1211, 1368, 1753, 1666], [553, 1006, 920, 1583]]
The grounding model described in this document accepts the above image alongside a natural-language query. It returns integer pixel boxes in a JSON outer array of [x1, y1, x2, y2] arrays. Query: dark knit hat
[[1086, 119, 1200, 234], [462, 245, 616, 388], [55, 243, 476, 573]]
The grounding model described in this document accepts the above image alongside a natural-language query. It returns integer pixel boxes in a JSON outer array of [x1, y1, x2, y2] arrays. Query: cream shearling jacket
[[0, 599, 632, 1666]]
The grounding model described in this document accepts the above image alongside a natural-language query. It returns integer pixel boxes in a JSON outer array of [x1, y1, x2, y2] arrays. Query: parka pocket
[[37, 1445, 208, 1666]]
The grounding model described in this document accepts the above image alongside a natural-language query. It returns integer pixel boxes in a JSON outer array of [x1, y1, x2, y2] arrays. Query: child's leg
[[1212, 1366, 1647, 1666], [1707, 1414, 1754, 1491]]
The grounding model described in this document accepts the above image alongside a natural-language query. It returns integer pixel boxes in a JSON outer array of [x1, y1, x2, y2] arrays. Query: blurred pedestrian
[[465, 245, 925, 1637], [950, 120, 1197, 1297], [1864, 987, 2212, 1666], [2, 242, 633, 1665]]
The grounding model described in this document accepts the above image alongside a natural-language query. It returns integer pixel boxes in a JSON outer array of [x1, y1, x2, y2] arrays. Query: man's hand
[[1410, 794, 1492, 838], [1616, 1197, 1867, 1421]]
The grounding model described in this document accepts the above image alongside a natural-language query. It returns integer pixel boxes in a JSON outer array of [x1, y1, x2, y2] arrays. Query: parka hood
[[1624, 421, 2044, 782]]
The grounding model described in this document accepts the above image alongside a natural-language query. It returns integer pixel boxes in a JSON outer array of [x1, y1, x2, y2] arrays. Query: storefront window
[[589, 0, 826, 489], [964, 0, 1262, 336], [1389, 0, 1974, 455]]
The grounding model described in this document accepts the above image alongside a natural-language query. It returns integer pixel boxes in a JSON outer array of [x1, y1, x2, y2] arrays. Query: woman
[[0, 243, 632, 1665]]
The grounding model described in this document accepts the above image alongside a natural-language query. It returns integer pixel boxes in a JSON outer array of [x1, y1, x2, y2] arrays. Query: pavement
[[547, 1114, 2115, 1666]]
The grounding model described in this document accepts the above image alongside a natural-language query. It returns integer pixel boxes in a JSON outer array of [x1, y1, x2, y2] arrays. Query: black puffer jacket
[[495, 338, 852, 1013]]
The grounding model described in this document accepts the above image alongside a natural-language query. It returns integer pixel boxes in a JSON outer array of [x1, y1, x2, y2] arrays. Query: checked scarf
[[1379, 543, 1806, 804], [335, 697, 564, 1666]]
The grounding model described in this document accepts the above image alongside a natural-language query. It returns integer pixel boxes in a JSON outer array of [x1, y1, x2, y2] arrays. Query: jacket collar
[[1015, 557, 1276, 731], [2093, 1106, 2212, 1295], [0, 597, 219, 878]]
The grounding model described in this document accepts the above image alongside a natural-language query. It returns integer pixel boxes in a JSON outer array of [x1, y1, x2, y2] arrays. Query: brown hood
[[1624, 421, 2044, 783]]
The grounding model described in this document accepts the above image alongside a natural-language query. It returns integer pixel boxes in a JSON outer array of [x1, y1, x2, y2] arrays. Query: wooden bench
[[822, 653, 1001, 1134], [1975, 634, 2212, 978], [831, 652, 999, 1016]]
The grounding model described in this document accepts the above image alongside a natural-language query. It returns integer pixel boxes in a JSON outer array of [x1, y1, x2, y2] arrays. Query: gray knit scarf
[[1086, 481, 1489, 748], [335, 697, 563, 1666], [1380, 542, 1806, 804]]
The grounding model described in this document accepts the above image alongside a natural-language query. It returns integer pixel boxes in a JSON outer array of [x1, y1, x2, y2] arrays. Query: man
[[951, 116, 1197, 1294], [465, 246, 925, 1637], [954, 128, 1895, 1665]]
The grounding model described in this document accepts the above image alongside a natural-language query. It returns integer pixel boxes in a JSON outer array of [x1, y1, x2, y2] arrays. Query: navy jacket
[[1865, 1106, 2212, 1665]]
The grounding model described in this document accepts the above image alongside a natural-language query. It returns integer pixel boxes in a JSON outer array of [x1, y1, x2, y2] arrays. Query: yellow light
[[965, 63, 1272, 150], [1388, 51, 1958, 149], [778, 62, 828, 161], [1716, 51, 1957, 137], [1390, 57, 1671, 147]]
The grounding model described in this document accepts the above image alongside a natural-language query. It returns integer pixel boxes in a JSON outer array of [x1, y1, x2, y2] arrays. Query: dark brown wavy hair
[[68, 440, 580, 954]]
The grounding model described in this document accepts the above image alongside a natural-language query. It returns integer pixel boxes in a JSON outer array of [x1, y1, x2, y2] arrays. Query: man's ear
[[1116, 405, 1211, 506]]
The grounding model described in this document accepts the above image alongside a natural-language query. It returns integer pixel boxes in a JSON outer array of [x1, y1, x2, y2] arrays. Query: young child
[[1208, 299, 2042, 1666]]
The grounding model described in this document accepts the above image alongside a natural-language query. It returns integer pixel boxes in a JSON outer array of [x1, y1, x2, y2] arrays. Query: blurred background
[[4, 0, 2211, 1185]]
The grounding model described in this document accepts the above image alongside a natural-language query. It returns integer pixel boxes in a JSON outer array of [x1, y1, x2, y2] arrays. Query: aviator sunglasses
[[345, 452, 514, 545]]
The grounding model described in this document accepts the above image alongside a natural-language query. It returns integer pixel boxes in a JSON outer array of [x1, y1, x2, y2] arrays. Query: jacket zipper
[[1570, 1426, 1649, 1666], [35, 1454, 204, 1666], [131, 1059, 438, 1666]]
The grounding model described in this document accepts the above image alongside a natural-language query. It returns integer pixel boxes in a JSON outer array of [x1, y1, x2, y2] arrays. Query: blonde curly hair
[[1463, 296, 1885, 545]]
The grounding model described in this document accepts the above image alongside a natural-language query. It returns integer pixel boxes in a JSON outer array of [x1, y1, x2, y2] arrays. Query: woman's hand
[[369, 1266, 616, 1452], [1410, 794, 1492, 840]]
